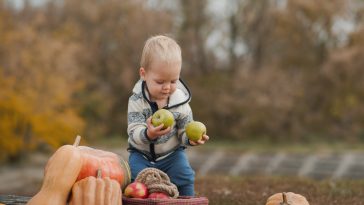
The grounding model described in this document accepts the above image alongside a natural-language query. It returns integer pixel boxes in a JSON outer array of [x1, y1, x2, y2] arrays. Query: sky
[[6, 0, 50, 9]]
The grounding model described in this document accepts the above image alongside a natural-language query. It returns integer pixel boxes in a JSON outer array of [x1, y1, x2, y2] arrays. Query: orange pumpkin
[[76, 145, 131, 189], [266, 192, 309, 205], [29, 136, 130, 205], [44, 136, 131, 189]]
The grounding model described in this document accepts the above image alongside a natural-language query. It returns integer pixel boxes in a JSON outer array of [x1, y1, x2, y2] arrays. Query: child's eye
[[156, 81, 163, 84], [171, 81, 177, 84]]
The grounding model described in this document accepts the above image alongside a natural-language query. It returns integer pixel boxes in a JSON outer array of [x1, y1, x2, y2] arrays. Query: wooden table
[[0, 195, 209, 205], [0, 195, 30, 205]]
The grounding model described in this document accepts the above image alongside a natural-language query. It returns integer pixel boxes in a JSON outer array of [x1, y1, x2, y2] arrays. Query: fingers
[[202, 134, 209, 141], [197, 135, 209, 144], [147, 117, 166, 129], [189, 140, 198, 146], [147, 118, 172, 139], [155, 123, 165, 130], [159, 126, 171, 135], [146, 117, 152, 125], [189, 135, 209, 146], [197, 139, 206, 145], [149, 123, 170, 133]]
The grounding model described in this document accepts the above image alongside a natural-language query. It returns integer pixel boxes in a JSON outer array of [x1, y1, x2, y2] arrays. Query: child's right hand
[[146, 117, 171, 140]]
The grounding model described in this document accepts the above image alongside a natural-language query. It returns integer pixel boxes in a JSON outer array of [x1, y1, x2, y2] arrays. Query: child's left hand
[[189, 134, 209, 146]]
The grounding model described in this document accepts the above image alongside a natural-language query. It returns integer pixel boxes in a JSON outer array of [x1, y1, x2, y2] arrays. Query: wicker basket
[[122, 196, 209, 205]]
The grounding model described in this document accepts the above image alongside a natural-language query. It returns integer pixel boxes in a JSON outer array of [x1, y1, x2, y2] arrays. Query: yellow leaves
[[0, 52, 85, 161], [0, 4, 89, 161], [0, 74, 31, 159], [0, 76, 85, 160], [32, 109, 85, 149], [330, 94, 359, 118]]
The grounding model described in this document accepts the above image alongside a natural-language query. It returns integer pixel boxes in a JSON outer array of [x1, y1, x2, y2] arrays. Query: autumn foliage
[[1, 0, 364, 161]]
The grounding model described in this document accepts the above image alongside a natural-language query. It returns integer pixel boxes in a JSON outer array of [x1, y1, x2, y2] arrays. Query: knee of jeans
[[185, 172, 195, 185], [129, 152, 148, 181], [172, 168, 195, 186]]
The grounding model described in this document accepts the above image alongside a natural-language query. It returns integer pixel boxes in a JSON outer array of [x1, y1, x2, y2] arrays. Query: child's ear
[[139, 67, 146, 80]]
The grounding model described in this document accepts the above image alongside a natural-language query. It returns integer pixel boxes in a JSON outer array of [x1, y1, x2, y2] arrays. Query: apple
[[185, 121, 206, 142], [148, 192, 170, 199], [151, 109, 175, 129], [124, 182, 148, 198]]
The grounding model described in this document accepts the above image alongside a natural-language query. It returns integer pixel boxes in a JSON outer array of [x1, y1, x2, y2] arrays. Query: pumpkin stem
[[97, 168, 102, 178], [73, 135, 81, 147], [280, 192, 291, 205]]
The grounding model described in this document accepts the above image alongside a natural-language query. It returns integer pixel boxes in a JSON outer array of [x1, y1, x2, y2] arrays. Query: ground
[[195, 175, 364, 205], [2, 141, 364, 204], [2, 175, 364, 204]]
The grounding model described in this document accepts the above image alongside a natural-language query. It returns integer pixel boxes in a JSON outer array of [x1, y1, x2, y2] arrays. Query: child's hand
[[189, 134, 209, 146], [146, 117, 171, 140]]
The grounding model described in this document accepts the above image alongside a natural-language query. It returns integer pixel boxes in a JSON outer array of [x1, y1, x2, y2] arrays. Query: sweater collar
[[132, 79, 192, 109]]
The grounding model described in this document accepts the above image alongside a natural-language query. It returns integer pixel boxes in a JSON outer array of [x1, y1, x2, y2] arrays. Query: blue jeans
[[128, 147, 195, 196]]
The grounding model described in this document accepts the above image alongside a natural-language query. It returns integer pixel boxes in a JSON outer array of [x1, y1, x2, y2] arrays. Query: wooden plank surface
[[0, 195, 30, 205]]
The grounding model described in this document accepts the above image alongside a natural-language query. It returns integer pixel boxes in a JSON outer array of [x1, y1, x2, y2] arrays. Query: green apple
[[185, 121, 206, 142], [151, 109, 175, 129]]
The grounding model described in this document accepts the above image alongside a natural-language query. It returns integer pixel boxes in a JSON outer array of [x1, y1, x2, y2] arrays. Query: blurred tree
[[0, 4, 84, 161], [315, 17, 364, 141], [178, 0, 212, 74], [2, 0, 364, 158], [61, 0, 174, 138], [213, 0, 354, 142], [269, 0, 346, 69], [239, 0, 272, 70], [227, 0, 346, 71]]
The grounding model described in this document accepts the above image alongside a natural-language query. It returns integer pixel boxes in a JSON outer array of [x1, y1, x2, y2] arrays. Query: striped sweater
[[127, 79, 193, 161]]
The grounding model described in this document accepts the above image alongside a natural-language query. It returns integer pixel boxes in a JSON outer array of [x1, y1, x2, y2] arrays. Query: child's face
[[140, 61, 181, 102]]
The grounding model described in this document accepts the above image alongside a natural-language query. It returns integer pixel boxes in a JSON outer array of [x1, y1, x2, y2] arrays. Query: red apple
[[148, 192, 170, 199], [124, 182, 148, 198]]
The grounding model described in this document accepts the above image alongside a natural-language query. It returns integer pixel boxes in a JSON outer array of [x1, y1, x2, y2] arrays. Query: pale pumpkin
[[266, 192, 310, 205], [26, 136, 83, 205], [69, 169, 122, 205]]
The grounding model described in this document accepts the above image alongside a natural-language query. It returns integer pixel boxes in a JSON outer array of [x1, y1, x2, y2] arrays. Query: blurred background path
[[2, 148, 364, 195]]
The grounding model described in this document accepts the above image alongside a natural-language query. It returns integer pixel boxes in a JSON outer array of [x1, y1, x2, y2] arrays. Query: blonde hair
[[140, 35, 182, 70]]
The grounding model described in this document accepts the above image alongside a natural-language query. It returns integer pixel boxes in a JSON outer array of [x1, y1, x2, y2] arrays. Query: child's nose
[[162, 83, 170, 90]]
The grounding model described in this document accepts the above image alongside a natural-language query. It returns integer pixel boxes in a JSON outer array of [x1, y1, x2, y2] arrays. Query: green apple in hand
[[185, 121, 206, 142], [151, 109, 175, 129]]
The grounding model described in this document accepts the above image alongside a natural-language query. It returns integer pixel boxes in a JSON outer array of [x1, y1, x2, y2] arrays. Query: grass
[[195, 175, 364, 205]]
